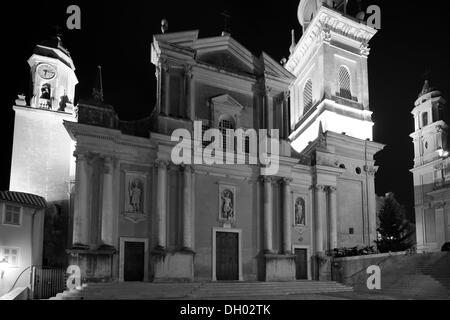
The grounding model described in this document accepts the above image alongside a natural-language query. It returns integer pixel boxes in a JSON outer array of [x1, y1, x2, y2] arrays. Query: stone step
[[58, 281, 354, 300]]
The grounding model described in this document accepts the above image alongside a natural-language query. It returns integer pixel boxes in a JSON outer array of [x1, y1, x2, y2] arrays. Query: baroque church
[[9, 0, 385, 282]]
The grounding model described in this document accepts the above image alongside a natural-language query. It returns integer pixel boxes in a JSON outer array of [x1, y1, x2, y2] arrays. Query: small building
[[0, 191, 47, 297]]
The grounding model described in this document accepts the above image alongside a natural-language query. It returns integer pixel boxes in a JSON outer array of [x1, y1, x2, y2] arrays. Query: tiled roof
[[0, 191, 47, 209]]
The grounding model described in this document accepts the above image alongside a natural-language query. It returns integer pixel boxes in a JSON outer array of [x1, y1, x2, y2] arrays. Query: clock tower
[[28, 35, 78, 112], [9, 35, 78, 266]]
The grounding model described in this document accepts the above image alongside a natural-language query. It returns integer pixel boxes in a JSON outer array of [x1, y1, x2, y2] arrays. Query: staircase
[[354, 252, 450, 299], [49, 281, 353, 300]]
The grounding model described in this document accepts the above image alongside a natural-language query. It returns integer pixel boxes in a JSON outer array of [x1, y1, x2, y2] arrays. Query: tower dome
[[298, 0, 333, 29]]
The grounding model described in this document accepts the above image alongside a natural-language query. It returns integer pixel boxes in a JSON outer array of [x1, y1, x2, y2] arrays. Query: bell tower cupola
[[411, 80, 448, 167], [28, 35, 78, 113]]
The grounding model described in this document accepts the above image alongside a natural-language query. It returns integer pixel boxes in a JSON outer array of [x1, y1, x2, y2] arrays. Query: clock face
[[37, 64, 57, 80]]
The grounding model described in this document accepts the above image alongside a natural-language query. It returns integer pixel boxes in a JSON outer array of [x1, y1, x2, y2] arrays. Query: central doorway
[[119, 237, 149, 282], [124, 241, 145, 281], [294, 248, 308, 280], [216, 231, 239, 281]]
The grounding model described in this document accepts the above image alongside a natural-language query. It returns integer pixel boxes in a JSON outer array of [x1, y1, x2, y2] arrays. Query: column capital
[[180, 164, 195, 174], [260, 176, 276, 184], [278, 177, 293, 185], [160, 58, 170, 73], [326, 186, 337, 192], [184, 64, 194, 79], [154, 159, 171, 169], [364, 165, 378, 176], [311, 185, 328, 192]]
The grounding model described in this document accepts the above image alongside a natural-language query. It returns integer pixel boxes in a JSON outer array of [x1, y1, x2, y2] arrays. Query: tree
[[375, 193, 414, 253]]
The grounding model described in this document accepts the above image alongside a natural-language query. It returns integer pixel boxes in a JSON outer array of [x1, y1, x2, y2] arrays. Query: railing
[[31, 266, 67, 300], [38, 99, 51, 109]]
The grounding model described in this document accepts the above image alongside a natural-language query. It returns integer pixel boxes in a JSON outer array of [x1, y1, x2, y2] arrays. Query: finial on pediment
[[289, 29, 297, 55], [161, 19, 169, 34]]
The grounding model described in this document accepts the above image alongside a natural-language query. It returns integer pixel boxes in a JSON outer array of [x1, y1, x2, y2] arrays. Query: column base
[[264, 254, 296, 282], [151, 249, 195, 283], [67, 248, 117, 283]]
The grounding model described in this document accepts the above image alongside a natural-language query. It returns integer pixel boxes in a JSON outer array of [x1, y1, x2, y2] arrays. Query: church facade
[[9, 1, 384, 282]]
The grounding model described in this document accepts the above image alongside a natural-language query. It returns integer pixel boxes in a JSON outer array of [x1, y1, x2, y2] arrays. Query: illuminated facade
[[8, 0, 384, 283], [410, 81, 450, 252]]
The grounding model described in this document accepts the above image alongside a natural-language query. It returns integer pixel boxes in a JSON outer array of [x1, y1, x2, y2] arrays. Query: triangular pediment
[[210, 94, 244, 111], [194, 36, 260, 75], [261, 52, 295, 80]]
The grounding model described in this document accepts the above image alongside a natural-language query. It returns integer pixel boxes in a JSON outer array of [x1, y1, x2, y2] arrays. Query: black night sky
[[0, 0, 449, 221]]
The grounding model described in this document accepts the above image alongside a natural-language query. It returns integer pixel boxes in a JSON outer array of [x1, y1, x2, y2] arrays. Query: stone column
[[163, 63, 170, 116], [182, 165, 193, 250], [101, 156, 115, 247], [328, 186, 338, 250], [73, 153, 90, 248], [281, 178, 293, 254], [262, 176, 274, 253], [314, 185, 327, 254], [365, 166, 378, 245], [156, 160, 170, 249]]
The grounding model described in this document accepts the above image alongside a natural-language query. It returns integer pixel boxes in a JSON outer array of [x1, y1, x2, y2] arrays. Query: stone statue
[[221, 189, 234, 220], [295, 198, 306, 226], [129, 179, 143, 212]]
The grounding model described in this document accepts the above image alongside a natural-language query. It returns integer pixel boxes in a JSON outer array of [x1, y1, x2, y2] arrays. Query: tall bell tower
[[411, 80, 449, 167], [286, 0, 376, 153], [285, 0, 384, 263], [9, 35, 78, 265]]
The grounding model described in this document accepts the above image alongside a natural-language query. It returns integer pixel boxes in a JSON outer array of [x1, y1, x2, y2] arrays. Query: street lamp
[[0, 258, 9, 280]]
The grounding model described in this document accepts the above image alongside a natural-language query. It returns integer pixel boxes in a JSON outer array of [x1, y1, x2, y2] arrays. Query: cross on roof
[[221, 10, 231, 35], [52, 25, 63, 37]]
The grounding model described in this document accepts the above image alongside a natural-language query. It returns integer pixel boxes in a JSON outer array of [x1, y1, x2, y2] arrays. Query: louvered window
[[303, 79, 313, 114], [339, 66, 352, 100]]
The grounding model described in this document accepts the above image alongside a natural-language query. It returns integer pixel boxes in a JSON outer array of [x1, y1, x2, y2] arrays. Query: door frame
[[119, 237, 149, 282], [292, 245, 312, 280], [212, 228, 243, 282]]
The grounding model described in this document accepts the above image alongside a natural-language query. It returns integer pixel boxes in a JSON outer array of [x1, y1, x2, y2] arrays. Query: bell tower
[[28, 35, 78, 112], [9, 35, 79, 266], [411, 80, 449, 167], [286, 0, 377, 153]]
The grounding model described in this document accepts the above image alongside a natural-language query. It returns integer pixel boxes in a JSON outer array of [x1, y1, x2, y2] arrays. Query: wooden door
[[216, 232, 239, 281], [124, 242, 145, 282], [295, 248, 308, 280]]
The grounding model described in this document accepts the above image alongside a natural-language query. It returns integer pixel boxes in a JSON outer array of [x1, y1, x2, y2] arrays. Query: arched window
[[219, 116, 235, 151], [338, 66, 352, 100], [303, 79, 313, 114], [422, 112, 429, 127]]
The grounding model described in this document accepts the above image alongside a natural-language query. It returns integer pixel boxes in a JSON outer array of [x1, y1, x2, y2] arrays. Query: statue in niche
[[128, 178, 143, 213], [295, 197, 306, 226], [221, 189, 234, 220], [58, 95, 70, 111]]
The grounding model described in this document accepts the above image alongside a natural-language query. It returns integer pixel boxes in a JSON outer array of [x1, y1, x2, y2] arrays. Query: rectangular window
[[1, 248, 19, 267], [3, 205, 21, 226]]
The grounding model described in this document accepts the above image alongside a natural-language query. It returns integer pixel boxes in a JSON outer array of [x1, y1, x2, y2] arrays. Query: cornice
[[286, 6, 376, 73]]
